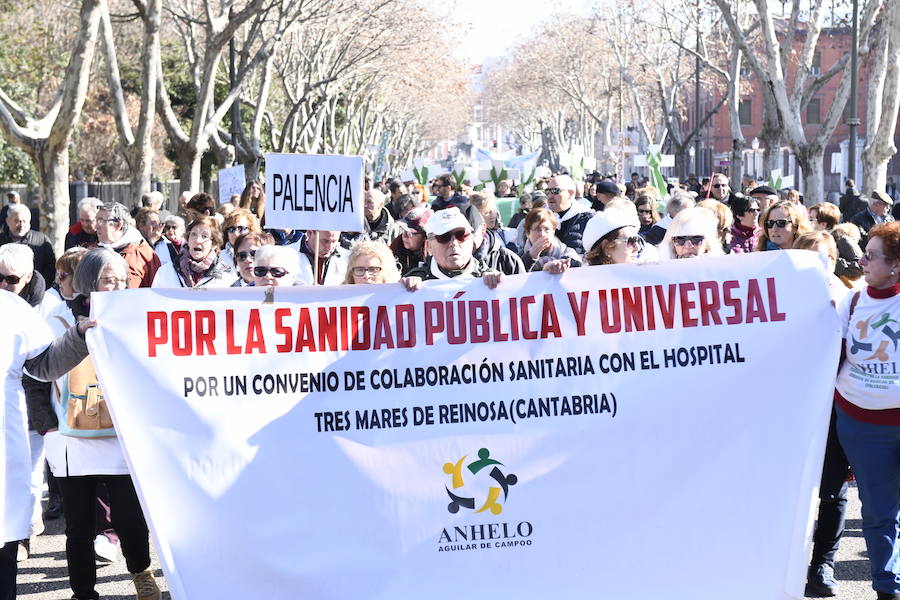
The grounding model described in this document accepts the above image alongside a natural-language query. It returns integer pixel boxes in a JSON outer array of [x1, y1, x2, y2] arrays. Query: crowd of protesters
[[2, 166, 900, 600]]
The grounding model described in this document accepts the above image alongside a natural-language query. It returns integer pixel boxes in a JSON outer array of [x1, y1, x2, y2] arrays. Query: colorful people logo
[[443, 448, 517, 515], [852, 312, 900, 361]]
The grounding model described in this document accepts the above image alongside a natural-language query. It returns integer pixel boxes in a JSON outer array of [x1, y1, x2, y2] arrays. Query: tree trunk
[[37, 144, 72, 255], [861, 0, 900, 195], [179, 145, 203, 193], [796, 146, 825, 206]]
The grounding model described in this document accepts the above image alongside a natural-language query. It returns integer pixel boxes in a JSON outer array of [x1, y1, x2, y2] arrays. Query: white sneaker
[[94, 533, 119, 562]]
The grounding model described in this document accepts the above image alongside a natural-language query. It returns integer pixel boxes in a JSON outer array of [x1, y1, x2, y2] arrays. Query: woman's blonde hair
[[343, 240, 401, 284]]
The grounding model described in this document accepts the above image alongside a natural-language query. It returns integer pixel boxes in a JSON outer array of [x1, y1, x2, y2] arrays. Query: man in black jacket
[[850, 191, 894, 246], [0, 204, 55, 285]]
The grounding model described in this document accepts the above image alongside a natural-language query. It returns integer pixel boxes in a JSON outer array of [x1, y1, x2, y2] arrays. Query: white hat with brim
[[426, 207, 473, 237], [582, 208, 640, 253]]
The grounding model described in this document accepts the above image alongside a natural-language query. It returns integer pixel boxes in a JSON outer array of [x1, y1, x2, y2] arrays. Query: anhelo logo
[[443, 448, 518, 515]]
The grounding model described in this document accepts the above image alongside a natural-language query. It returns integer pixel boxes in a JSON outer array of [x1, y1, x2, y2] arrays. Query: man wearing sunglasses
[[401, 208, 502, 291], [545, 174, 594, 256], [709, 173, 739, 205], [430, 175, 467, 211]]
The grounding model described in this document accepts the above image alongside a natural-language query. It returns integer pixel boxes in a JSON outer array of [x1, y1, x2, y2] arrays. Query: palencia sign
[[264, 153, 364, 232]]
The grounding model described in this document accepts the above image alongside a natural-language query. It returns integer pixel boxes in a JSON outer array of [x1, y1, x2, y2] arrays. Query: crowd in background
[[3, 165, 900, 600]]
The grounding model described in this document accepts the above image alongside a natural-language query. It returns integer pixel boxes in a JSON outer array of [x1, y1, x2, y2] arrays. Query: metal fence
[[0, 179, 209, 226]]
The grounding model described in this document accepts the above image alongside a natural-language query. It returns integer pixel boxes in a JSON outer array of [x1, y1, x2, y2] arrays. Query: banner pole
[[313, 233, 319, 285]]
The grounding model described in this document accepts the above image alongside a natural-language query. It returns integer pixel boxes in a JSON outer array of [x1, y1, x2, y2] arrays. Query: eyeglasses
[[712, 184, 728, 189], [253, 266, 289, 278], [673, 235, 705, 247], [162, 224, 179, 231], [352, 266, 383, 276], [546, 187, 562, 194], [98, 276, 127, 287], [747, 207, 761, 213], [235, 250, 257, 262], [188, 231, 212, 241], [862, 252, 885, 262], [766, 219, 791, 229], [433, 229, 471, 244], [95, 217, 120, 225], [0, 273, 21, 285], [226, 225, 249, 235], [615, 235, 644, 249], [402, 229, 422, 238]]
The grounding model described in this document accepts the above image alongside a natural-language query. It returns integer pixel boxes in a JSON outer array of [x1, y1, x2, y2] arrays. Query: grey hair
[[141, 190, 164, 207], [163, 214, 185, 228], [666, 190, 695, 217], [77, 196, 102, 213], [73, 248, 129, 295], [254, 245, 301, 274], [98, 202, 130, 226], [7, 204, 30, 220], [0, 243, 34, 276]]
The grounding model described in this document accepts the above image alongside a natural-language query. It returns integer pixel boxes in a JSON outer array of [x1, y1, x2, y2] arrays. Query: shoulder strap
[[849, 290, 862, 319]]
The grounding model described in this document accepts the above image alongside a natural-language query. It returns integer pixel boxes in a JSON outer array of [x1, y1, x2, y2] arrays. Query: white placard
[[88, 251, 841, 600], [217, 165, 246, 204], [264, 153, 364, 233]]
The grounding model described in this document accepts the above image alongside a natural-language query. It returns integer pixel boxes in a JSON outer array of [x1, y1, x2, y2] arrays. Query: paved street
[[16, 483, 878, 599]]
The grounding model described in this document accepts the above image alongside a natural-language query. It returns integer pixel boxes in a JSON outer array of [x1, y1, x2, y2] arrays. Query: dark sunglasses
[[712, 184, 728, 189], [253, 266, 289, 278], [433, 229, 471, 244], [352, 266, 382, 276], [766, 219, 790, 229], [0, 273, 21, 285], [226, 225, 249, 235], [235, 250, 257, 262], [546, 187, 562, 194], [747, 207, 761, 213], [673, 235, 705, 246], [617, 235, 644, 248]]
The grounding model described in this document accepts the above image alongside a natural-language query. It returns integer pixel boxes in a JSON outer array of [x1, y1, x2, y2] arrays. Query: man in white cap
[[401, 207, 502, 290]]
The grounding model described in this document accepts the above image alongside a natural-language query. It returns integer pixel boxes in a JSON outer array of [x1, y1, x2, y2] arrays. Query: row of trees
[[0, 0, 473, 251], [481, 0, 899, 203]]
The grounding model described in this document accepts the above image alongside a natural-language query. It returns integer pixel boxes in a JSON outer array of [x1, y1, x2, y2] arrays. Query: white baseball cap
[[426, 207, 473, 237]]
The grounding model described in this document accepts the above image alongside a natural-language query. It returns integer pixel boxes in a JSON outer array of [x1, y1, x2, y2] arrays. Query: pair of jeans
[[0, 541, 16, 600], [836, 405, 900, 594], [811, 407, 850, 567], [56, 475, 150, 600]]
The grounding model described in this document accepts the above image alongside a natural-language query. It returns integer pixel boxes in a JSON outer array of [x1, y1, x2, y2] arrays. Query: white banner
[[216, 165, 246, 204], [264, 153, 364, 232], [88, 252, 840, 600]]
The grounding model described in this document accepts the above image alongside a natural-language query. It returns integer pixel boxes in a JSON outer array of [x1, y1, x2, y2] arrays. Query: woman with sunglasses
[[659, 207, 723, 260], [343, 240, 401, 285], [220, 209, 261, 267], [389, 206, 432, 275], [833, 222, 900, 600], [152, 216, 233, 288], [230, 232, 275, 286], [728, 195, 761, 254], [252, 245, 301, 287], [635, 194, 660, 239], [756, 201, 812, 251], [580, 208, 643, 266]]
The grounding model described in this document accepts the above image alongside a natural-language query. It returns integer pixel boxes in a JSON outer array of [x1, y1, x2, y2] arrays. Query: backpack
[[52, 316, 116, 438]]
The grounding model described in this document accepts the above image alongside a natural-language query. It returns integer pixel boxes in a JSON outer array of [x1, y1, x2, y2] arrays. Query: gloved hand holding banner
[[87, 250, 841, 600]]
